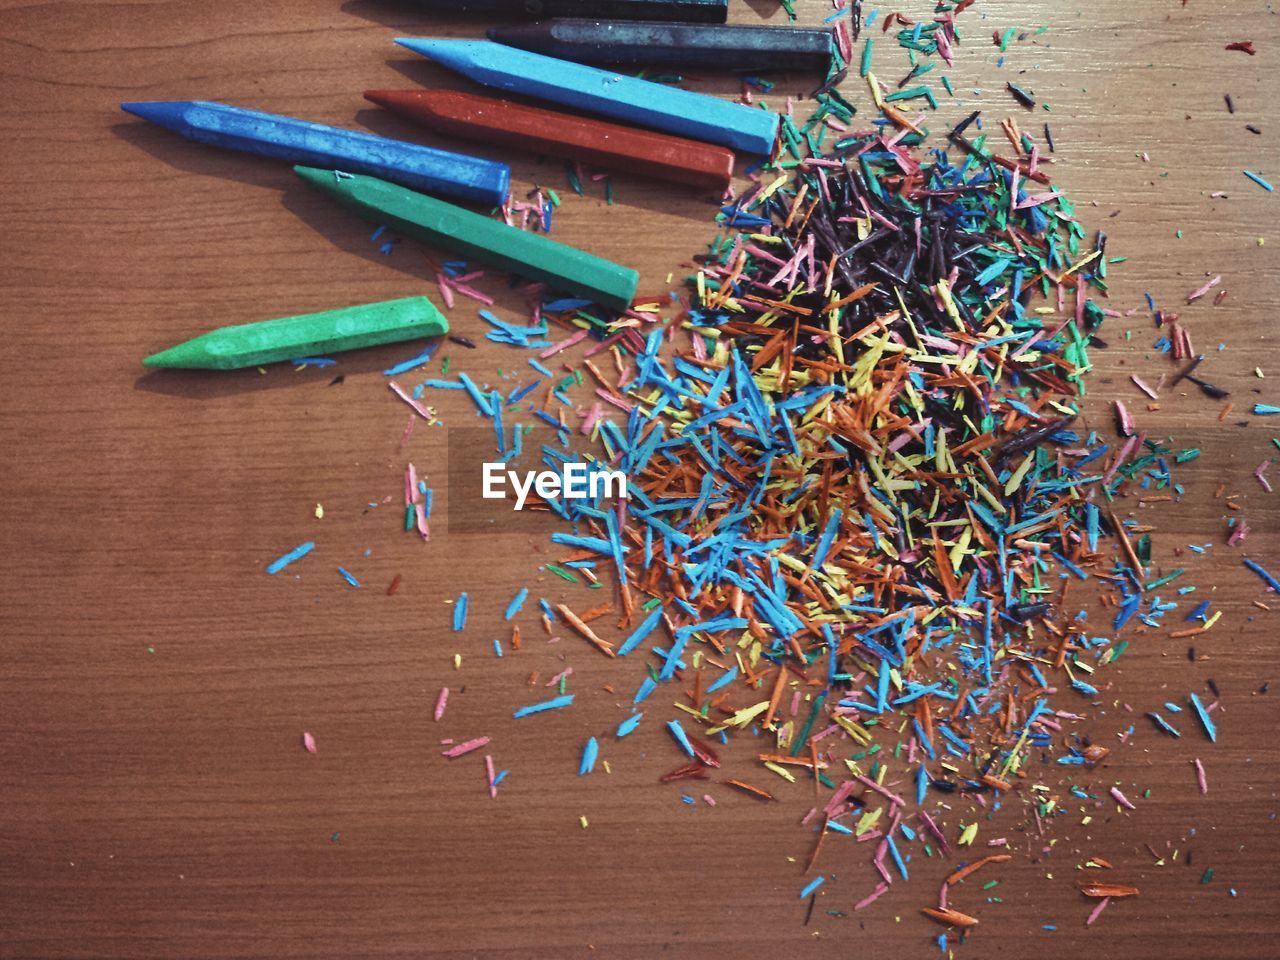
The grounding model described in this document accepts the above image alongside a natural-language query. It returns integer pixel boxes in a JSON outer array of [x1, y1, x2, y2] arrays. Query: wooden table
[[2, 1, 1277, 956]]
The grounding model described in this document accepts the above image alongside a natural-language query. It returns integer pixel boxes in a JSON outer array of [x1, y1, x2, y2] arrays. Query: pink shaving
[[871, 848, 892, 885], [854, 774, 905, 807], [1131, 375, 1159, 400], [545, 667, 574, 688], [1114, 400, 1135, 436], [595, 388, 631, 414], [854, 882, 890, 911], [1186, 275, 1222, 303], [443, 736, 490, 758], [580, 401, 605, 436], [540, 329, 589, 359], [583, 331, 628, 357], [1255, 460, 1273, 493], [1016, 190, 1064, 209], [1104, 434, 1141, 484], [450, 281, 495, 306], [435, 273, 456, 309], [388, 380, 433, 419], [1110, 786, 1136, 810]]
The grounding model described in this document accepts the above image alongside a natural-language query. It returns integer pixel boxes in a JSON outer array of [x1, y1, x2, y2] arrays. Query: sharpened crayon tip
[[363, 90, 445, 126], [394, 37, 442, 55], [142, 342, 199, 369], [293, 164, 338, 189], [394, 37, 484, 66], [120, 100, 157, 118], [119, 100, 190, 132], [363, 90, 405, 111]]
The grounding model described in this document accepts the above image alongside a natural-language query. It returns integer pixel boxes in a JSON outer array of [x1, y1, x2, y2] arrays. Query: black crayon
[[489, 19, 833, 70]]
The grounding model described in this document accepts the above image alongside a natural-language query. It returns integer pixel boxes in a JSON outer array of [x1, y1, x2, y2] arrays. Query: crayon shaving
[[485, 754, 499, 798], [434, 687, 449, 722], [266, 541, 313, 575], [442, 736, 490, 758]]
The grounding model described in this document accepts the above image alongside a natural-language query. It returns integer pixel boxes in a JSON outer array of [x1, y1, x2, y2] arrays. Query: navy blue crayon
[[119, 100, 510, 206], [395, 38, 779, 155]]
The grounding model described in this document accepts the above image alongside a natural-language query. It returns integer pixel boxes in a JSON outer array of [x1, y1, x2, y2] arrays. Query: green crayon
[[295, 166, 639, 310], [143, 295, 448, 370]]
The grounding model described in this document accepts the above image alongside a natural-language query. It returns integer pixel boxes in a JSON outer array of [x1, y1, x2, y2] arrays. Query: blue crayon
[[119, 100, 509, 205], [395, 39, 779, 155]]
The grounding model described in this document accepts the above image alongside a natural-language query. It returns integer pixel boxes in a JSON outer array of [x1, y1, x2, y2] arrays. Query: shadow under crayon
[[112, 119, 458, 401], [112, 88, 724, 402], [740, 0, 788, 21], [131, 341, 437, 401], [110, 119, 448, 283]]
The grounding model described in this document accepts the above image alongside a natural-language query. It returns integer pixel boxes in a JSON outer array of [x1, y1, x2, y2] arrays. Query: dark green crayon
[[143, 296, 448, 370], [295, 166, 639, 310]]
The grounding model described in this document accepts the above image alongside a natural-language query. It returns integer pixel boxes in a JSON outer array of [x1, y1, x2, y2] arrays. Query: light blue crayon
[[395, 39, 779, 155]]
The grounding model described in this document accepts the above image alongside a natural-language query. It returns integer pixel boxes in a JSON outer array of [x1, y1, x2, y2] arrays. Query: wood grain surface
[[1, 1, 1278, 957]]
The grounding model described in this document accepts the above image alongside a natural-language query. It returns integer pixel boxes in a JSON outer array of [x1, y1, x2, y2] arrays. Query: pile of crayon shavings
[[257, 5, 1268, 944], [345, 10, 1268, 946], [402, 103, 1255, 941]]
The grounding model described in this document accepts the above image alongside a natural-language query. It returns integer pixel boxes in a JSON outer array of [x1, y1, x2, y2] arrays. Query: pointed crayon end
[[396, 39, 497, 77], [120, 100, 193, 133], [142, 346, 183, 369], [293, 165, 333, 188], [394, 37, 463, 61], [363, 90, 403, 111], [120, 101, 166, 121]]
